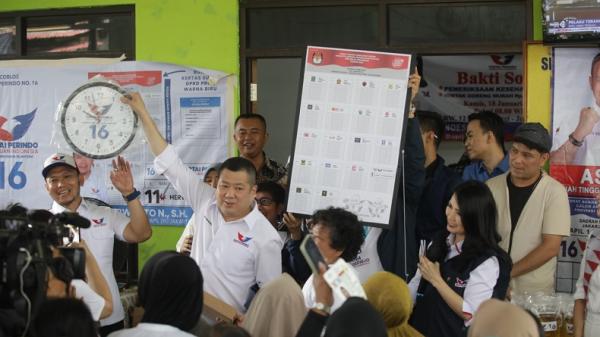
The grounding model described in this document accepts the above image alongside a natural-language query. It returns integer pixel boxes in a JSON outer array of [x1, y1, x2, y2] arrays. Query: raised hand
[[409, 67, 422, 102], [121, 92, 150, 118], [110, 155, 135, 196]]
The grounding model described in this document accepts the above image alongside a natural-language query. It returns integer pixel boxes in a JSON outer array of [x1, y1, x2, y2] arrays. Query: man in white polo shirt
[[43, 154, 152, 336], [122, 92, 283, 312]]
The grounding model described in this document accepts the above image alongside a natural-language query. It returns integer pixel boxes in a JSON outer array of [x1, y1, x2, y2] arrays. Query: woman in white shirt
[[408, 180, 512, 337], [302, 207, 364, 314]]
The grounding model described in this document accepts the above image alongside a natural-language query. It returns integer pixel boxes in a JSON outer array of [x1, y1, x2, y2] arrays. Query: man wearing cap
[[42, 154, 151, 336], [486, 123, 570, 294]]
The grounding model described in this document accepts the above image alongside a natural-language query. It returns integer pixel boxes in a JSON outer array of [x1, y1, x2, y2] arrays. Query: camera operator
[[47, 240, 113, 321], [42, 153, 152, 336]]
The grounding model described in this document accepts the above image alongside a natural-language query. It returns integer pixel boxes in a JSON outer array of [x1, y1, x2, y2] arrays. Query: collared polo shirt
[[462, 155, 509, 182], [51, 198, 128, 325], [154, 145, 283, 312]]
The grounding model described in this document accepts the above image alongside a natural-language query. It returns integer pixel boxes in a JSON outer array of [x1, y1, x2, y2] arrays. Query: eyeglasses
[[255, 198, 275, 206]]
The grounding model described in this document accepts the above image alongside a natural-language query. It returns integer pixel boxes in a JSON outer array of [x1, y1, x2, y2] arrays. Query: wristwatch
[[123, 189, 141, 202], [569, 133, 584, 147], [313, 302, 331, 314]]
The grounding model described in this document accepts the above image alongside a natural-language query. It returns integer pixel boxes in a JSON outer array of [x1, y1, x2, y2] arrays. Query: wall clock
[[61, 81, 138, 159]]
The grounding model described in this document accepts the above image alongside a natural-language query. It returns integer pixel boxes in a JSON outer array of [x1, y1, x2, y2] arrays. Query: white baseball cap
[[42, 153, 79, 178]]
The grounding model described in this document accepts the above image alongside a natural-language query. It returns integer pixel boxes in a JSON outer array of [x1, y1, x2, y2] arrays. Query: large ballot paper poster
[[287, 46, 412, 227], [0, 61, 234, 226]]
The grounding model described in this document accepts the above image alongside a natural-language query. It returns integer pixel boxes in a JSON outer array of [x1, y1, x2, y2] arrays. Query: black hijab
[[138, 251, 203, 331], [325, 297, 387, 337]]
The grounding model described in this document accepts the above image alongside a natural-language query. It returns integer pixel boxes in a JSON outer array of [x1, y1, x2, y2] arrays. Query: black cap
[[513, 123, 551, 153]]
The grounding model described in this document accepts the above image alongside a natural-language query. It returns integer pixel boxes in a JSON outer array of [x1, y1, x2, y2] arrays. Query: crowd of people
[[7, 67, 600, 337]]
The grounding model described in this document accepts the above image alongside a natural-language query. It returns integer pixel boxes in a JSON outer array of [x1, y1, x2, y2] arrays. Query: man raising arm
[[43, 153, 151, 336], [122, 93, 282, 312]]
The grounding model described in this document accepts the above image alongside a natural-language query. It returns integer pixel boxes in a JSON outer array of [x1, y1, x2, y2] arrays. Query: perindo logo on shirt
[[350, 255, 370, 268], [91, 218, 107, 227], [233, 232, 252, 247], [454, 277, 468, 288]]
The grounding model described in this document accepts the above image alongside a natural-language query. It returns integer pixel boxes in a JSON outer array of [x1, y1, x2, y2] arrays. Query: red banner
[[307, 47, 409, 70], [88, 71, 162, 86], [550, 165, 600, 197]]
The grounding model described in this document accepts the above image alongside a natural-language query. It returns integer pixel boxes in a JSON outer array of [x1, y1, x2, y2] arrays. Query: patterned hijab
[[363, 271, 423, 337]]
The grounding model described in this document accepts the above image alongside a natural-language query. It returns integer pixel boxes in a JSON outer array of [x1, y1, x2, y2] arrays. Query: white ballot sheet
[[287, 46, 412, 227]]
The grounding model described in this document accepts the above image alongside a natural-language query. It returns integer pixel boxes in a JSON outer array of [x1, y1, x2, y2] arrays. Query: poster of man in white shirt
[[550, 48, 600, 166]]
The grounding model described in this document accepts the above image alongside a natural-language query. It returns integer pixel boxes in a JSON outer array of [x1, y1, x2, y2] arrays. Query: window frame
[[239, 0, 532, 114], [0, 4, 135, 60]]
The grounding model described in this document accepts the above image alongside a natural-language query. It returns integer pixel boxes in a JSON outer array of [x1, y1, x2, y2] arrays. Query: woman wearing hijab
[[242, 273, 306, 337], [363, 271, 423, 337], [109, 251, 203, 337], [467, 299, 542, 337], [408, 180, 511, 337]]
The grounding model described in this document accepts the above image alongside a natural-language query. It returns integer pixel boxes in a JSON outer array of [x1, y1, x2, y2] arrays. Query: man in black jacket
[[415, 110, 462, 244], [376, 109, 426, 280], [351, 70, 426, 282]]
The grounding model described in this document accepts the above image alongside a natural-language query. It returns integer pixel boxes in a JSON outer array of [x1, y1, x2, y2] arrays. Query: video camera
[[0, 204, 90, 337]]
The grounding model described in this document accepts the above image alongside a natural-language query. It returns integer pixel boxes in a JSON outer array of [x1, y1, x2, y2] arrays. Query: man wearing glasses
[[551, 53, 600, 165], [256, 181, 311, 285]]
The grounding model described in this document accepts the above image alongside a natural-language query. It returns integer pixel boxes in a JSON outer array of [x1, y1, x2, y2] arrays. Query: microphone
[[51, 212, 91, 228]]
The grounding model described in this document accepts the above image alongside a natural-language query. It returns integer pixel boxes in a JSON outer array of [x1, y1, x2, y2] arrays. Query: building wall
[[0, 0, 549, 267], [0, 0, 239, 267]]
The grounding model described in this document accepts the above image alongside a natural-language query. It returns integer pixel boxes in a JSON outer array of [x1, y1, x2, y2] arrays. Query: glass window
[[25, 14, 133, 55], [248, 6, 378, 49], [0, 18, 16, 55], [389, 3, 526, 45]]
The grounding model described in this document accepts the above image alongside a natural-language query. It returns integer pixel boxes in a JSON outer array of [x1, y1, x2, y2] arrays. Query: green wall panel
[[0, 0, 239, 269]]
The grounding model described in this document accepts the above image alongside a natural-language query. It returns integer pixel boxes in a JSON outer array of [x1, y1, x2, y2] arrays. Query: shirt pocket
[[88, 228, 115, 260], [219, 239, 255, 279]]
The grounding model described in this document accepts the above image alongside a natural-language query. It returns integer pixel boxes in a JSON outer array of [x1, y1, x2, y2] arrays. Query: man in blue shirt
[[462, 111, 508, 182]]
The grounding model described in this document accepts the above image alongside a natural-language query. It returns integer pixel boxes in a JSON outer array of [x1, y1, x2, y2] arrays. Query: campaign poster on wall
[[549, 48, 600, 293], [0, 61, 235, 226], [286, 46, 412, 227], [418, 55, 523, 140]]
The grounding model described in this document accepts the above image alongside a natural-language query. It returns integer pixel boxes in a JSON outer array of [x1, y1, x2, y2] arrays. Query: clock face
[[61, 82, 138, 159]]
